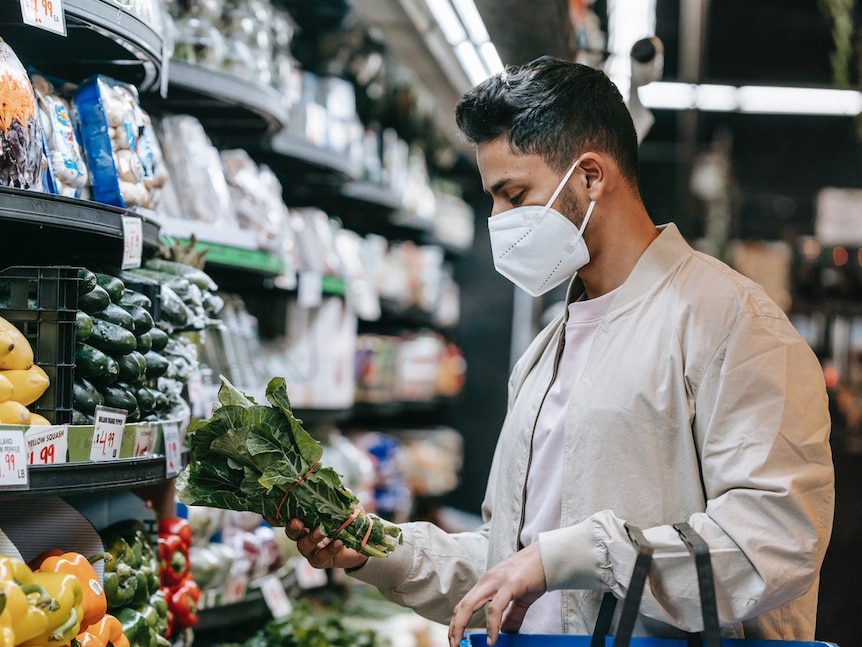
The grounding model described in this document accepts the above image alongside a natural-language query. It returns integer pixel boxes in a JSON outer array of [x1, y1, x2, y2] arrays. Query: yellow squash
[[0, 317, 32, 370], [2, 364, 49, 405], [0, 400, 30, 425], [0, 373, 13, 402]]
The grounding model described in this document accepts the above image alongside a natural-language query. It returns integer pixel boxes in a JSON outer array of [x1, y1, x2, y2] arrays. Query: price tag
[[90, 406, 126, 462], [121, 215, 143, 269], [132, 425, 156, 457], [25, 425, 68, 465], [293, 558, 328, 589], [297, 271, 323, 309], [220, 571, 248, 605], [162, 422, 182, 478], [20, 0, 67, 36], [0, 428, 28, 489], [259, 575, 293, 620]]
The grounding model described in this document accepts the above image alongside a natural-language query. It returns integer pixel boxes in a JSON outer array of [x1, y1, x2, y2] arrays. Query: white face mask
[[488, 158, 596, 297]]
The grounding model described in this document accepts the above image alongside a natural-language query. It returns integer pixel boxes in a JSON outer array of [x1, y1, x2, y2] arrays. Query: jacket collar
[[564, 223, 689, 312]]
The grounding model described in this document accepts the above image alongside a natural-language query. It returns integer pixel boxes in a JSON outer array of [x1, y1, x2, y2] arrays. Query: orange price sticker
[[19, 0, 67, 36], [0, 428, 28, 489]]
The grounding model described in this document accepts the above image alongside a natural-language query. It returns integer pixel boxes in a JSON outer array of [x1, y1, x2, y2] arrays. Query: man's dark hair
[[455, 56, 640, 188]]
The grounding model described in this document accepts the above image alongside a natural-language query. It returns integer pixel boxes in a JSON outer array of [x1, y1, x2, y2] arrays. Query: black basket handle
[[592, 523, 723, 647]]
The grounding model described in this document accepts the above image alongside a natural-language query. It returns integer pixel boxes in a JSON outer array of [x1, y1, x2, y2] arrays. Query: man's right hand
[[284, 518, 370, 571]]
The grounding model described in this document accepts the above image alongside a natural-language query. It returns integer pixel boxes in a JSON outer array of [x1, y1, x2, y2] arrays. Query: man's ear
[[576, 152, 606, 197]]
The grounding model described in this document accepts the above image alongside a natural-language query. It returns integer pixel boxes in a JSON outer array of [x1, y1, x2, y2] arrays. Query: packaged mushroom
[[73, 75, 165, 210]]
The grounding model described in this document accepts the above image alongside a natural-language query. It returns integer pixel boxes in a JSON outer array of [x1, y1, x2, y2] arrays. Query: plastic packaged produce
[[74, 75, 163, 209], [220, 149, 287, 250], [0, 38, 45, 189], [156, 115, 240, 229], [32, 74, 89, 198]]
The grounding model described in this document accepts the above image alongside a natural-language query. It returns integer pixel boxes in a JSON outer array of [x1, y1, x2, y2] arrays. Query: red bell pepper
[[167, 579, 199, 632], [157, 518, 192, 589]]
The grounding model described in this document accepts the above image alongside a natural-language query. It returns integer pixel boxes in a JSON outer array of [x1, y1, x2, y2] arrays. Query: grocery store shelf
[[0, 188, 161, 266], [0, 0, 164, 91], [0, 453, 186, 498], [144, 61, 289, 146]]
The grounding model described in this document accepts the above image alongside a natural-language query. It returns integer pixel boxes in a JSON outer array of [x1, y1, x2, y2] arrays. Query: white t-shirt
[[519, 287, 619, 633]]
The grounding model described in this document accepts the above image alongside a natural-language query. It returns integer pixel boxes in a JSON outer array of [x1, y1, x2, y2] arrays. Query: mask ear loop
[[539, 157, 582, 221]]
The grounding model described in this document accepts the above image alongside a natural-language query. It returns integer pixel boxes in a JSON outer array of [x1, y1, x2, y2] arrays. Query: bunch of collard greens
[[177, 376, 402, 558]]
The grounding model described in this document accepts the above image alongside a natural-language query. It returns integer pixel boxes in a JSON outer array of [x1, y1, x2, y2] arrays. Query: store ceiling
[[286, 0, 859, 240]]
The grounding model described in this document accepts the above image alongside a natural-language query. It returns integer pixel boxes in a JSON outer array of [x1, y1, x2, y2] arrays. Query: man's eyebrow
[[487, 177, 510, 196]]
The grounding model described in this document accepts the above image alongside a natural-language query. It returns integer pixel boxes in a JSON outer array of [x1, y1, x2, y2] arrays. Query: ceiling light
[[450, 0, 489, 44], [638, 81, 862, 116], [419, 0, 501, 87], [425, 0, 466, 45], [454, 41, 488, 86]]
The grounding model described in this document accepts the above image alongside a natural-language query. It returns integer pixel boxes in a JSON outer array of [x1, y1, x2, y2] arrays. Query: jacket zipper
[[516, 321, 568, 551]]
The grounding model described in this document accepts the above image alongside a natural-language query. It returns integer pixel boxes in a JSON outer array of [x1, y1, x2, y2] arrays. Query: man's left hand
[[448, 542, 547, 647]]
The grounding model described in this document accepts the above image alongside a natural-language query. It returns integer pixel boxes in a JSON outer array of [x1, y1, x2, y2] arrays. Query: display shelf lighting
[[423, 0, 503, 86], [639, 81, 862, 116]]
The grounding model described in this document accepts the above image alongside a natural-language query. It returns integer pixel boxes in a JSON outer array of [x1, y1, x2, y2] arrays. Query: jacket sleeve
[[540, 310, 835, 634], [347, 520, 491, 625]]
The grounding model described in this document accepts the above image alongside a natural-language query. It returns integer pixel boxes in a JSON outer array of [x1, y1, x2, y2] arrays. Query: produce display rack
[[142, 59, 289, 147], [0, 0, 164, 92], [0, 452, 189, 497], [0, 188, 162, 267]]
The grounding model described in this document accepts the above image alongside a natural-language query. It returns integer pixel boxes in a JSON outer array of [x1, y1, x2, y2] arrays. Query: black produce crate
[[0, 266, 80, 425]]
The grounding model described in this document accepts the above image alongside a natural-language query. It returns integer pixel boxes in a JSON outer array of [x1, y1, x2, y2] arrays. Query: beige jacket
[[353, 224, 834, 640]]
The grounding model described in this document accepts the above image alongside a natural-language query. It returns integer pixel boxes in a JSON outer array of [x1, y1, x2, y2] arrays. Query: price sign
[[25, 425, 68, 465], [162, 422, 182, 478], [297, 271, 323, 309], [121, 215, 143, 269], [0, 428, 28, 489], [20, 0, 67, 36], [90, 406, 126, 462], [220, 570, 248, 605], [294, 558, 328, 590], [132, 426, 156, 457], [259, 575, 293, 620]]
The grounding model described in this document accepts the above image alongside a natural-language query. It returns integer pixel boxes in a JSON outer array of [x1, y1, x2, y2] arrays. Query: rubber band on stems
[[333, 507, 375, 550], [275, 460, 322, 521]]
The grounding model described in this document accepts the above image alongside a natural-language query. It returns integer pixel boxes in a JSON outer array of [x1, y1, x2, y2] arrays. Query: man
[[285, 57, 835, 645]]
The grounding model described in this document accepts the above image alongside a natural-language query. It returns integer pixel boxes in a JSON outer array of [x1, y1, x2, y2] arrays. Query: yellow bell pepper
[[0, 590, 16, 647], [18, 570, 83, 646], [0, 556, 58, 644]]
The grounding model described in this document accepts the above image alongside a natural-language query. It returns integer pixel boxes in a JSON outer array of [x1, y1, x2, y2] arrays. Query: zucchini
[[135, 331, 152, 354], [87, 356, 120, 389], [158, 285, 190, 329], [102, 383, 140, 421], [73, 377, 104, 414], [116, 302, 154, 335], [75, 343, 109, 377], [94, 272, 125, 303], [75, 310, 94, 342], [87, 318, 137, 356], [134, 385, 160, 414], [72, 409, 94, 425], [143, 350, 169, 379], [78, 284, 110, 314], [143, 258, 218, 291], [147, 327, 169, 352], [77, 268, 98, 294], [94, 303, 135, 332], [116, 351, 147, 383], [119, 289, 153, 311]]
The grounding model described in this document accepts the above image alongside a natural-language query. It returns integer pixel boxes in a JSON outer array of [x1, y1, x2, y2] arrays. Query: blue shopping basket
[[461, 524, 838, 647]]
